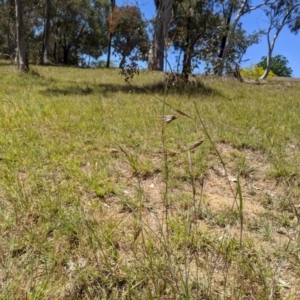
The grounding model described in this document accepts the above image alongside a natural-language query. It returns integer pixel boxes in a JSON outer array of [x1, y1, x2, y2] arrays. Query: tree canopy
[[0, 0, 298, 76], [257, 55, 293, 77], [108, 5, 149, 68]]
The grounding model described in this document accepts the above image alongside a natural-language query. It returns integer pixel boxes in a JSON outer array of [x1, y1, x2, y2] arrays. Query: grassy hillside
[[1, 61, 300, 299]]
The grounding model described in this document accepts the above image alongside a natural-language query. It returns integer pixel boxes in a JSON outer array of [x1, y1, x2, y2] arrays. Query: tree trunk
[[259, 31, 274, 80], [217, 6, 233, 64], [259, 2, 300, 80], [106, 0, 115, 68], [63, 46, 70, 65], [148, 23, 164, 71], [119, 54, 126, 69], [148, 0, 173, 71], [15, 0, 28, 71], [182, 50, 192, 81], [53, 41, 57, 63], [260, 50, 272, 80], [216, 0, 270, 76], [182, 9, 192, 81], [41, 0, 51, 64], [7, 7, 14, 58], [106, 32, 113, 68]]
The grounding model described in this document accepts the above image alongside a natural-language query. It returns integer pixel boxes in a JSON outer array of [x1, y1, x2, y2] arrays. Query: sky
[[116, 0, 300, 77]]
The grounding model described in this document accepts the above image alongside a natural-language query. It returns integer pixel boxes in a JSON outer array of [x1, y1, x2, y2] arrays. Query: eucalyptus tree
[[108, 5, 150, 68], [83, 0, 110, 64], [0, 0, 16, 58], [0, 0, 110, 66], [289, 3, 300, 33], [15, 0, 28, 71], [259, 0, 300, 79], [215, 0, 274, 76], [106, 0, 115, 68], [168, 0, 261, 78], [41, 0, 51, 64], [169, 0, 212, 78], [52, 0, 91, 64], [40, 0, 110, 66], [167, 0, 268, 76], [148, 0, 173, 71], [0, 0, 36, 60]]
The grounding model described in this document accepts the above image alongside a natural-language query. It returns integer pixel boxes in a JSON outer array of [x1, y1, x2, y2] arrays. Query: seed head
[[162, 115, 178, 124]]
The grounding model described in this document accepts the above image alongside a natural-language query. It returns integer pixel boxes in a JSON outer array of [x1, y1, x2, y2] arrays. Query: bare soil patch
[[99, 142, 297, 239], [89, 142, 300, 298]]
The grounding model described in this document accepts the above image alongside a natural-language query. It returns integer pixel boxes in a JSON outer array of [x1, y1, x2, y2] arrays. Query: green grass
[[1, 61, 300, 299]]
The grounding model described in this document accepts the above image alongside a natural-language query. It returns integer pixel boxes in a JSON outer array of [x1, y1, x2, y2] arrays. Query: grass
[[1, 61, 300, 298]]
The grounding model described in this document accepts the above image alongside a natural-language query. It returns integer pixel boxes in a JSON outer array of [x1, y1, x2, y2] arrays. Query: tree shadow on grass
[[40, 77, 220, 98], [97, 79, 220, 97], [41, 86, 94, 97]]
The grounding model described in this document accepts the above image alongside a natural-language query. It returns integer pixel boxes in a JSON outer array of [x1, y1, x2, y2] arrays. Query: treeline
[[0, 0, 150, 69], [150, 0, 300, 79], [2, 0, 300, 78]]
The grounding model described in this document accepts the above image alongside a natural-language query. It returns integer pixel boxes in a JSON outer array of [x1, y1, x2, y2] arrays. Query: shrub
[[240, 64, 275, 79]]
